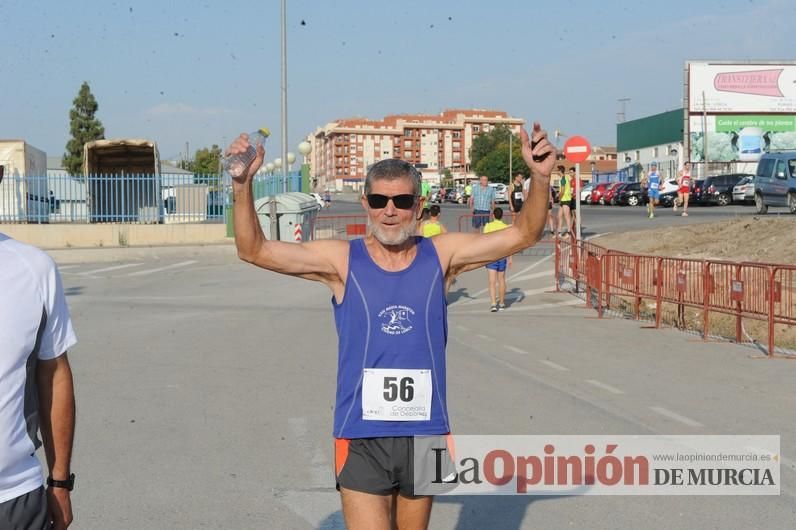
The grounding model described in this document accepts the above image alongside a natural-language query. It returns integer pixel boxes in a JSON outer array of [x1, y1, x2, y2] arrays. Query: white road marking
[[503, 345, 528, 354], [451, 254, 555, 305], [57, 265, 81, 270], [538, 359, 570, 372], [456, 285, 555, 306], [512, 270, 556, 282], [505, 299, 582, 312], [585, 379, 624, 395], [451, 298, 581, 315], [507, 252, 555, 281], [80, 263, 143, 275], [126, 260, 197, 276], [649, 406, 703, 428], [475, 334, 492, 341]]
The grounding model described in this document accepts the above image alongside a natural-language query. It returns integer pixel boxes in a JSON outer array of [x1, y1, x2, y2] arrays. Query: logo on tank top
[[379, 305, 415, 335]]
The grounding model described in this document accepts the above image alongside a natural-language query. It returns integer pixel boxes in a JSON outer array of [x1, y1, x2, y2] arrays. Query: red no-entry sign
[[564, 135, 592, 164]]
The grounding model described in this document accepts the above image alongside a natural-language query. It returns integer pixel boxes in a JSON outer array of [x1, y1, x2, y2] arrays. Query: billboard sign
[[688, 63, 796, 113], [688, 115, 796, 162]]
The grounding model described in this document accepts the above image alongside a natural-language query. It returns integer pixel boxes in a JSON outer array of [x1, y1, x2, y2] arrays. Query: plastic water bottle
[[224, 127, 270, 179]]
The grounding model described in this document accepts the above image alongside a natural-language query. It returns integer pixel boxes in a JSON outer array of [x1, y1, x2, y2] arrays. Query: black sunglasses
[[366, 194, 418, 210]]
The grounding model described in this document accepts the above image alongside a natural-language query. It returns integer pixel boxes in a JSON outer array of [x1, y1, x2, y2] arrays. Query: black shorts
[[0, 487, 47, 530], [335, 435, 456, 497]]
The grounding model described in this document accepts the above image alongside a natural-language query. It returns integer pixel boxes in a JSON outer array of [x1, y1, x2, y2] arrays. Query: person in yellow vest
[[419, 205, 447, 237], [483, 207, 512, 312]]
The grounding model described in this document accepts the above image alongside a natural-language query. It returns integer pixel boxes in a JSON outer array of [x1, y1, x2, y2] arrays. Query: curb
[[49, 242, 236, 264]]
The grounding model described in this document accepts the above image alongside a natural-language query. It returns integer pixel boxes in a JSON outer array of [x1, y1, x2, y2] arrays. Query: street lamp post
[[298, 141, 312, 193], [508, 130, 512, 181], [281, 0, 288, 192], [670, 148, 680, 181], [274, 158, 283, 187]]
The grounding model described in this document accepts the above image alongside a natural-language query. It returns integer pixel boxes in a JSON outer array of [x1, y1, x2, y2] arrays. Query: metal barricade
[[313, 215, 368, 240]]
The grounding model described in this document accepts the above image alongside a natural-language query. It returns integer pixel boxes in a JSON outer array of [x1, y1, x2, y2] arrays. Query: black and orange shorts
[[335, 435, 455, 497]]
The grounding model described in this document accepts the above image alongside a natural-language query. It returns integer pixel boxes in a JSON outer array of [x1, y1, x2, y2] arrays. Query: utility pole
[[281, 0, 288, 191], [617, 98, 631, 123]]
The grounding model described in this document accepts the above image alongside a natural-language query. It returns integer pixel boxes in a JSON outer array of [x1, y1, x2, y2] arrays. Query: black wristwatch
[[47, 473, 75, 491]]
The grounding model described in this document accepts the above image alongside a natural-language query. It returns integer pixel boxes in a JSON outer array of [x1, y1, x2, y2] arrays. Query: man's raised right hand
[[225, 133, 265, 184]]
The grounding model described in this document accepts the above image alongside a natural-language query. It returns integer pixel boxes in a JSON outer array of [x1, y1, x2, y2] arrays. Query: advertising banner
[[688, 62, 796, 113], [689, 115, 796, 162]]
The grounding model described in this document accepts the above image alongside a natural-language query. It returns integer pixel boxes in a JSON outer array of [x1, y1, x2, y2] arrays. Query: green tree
[[63, 82, 105, 175], [469, 124, 529, 183], [440, 167, 454, 188], [190, 145, 222, 182]]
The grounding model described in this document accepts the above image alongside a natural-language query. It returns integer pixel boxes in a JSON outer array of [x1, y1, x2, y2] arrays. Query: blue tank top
[[332, 237, 450, 439], [648, 172, 660, 190]]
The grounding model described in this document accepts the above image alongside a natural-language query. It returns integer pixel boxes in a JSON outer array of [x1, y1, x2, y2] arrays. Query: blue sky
[[1, 0, 793, 163]]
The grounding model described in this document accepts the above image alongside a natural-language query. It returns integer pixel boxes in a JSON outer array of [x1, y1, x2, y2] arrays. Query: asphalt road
[[322, 196, 773, 238], [54, 241, 796, 529]]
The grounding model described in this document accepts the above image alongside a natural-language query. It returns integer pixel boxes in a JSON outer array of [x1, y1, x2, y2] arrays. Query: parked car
[[580, 183, 593, 203], [589, 183, 610, 205], [489, 183, 508, 203], [694, 174, 751, 206], [602, 182, 626, 205], [614, 182, 644, 206], [689, 179, 705, 204], [310, 192, 326, 209], [732, 176, 755, 204], [753, 151, 796, 214], [429, 185, 441, 203], [656, 189, 678, 207], [206, 190, 227, 216], [659, 179, 680, 195], [446, 188, 465, 204]]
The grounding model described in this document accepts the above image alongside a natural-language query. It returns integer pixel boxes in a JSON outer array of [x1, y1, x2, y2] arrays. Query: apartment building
[[308, 109, 524, 191]]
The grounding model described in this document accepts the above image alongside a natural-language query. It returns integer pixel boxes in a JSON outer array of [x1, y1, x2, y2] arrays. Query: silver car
[[732, 176, 754, 204], [489, 183, 509, 203]]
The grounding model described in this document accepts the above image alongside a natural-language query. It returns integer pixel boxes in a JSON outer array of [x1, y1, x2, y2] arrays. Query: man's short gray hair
[[364, 159, 422, 196]]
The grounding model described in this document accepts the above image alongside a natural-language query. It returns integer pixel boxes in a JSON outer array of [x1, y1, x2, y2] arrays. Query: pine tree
[[63, 82, 105, 175]]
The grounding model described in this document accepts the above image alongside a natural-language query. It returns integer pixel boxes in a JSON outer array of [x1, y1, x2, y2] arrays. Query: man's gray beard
[[368, 218, 415, 246]]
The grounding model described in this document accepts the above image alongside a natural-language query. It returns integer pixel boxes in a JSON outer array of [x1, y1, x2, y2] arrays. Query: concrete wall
[[0, 223, 229, 249]]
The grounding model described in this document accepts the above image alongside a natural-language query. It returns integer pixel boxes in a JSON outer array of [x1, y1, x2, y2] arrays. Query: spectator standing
[[483, 207, 512, 312], [468, 175, 496, 230]]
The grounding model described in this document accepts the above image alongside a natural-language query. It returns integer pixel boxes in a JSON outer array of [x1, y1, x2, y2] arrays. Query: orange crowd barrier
[[555, 238, 796, 358]]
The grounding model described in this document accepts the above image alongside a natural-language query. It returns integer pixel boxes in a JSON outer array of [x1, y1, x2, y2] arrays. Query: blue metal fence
[[0, 173, 301, 224]]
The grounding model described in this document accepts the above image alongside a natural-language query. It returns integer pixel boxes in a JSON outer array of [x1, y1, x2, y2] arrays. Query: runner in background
[[509, 173, 525, 219], [645, 162, 661, 218], [673, 161, 692, 217], [420, 179, 431, 204]]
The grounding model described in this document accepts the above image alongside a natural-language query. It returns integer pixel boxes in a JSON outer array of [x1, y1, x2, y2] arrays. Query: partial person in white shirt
[[0, 233, 77, 530]]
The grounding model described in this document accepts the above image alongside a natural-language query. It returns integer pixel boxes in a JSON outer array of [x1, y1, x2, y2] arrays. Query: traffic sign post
[[563, 136, 591, 242]]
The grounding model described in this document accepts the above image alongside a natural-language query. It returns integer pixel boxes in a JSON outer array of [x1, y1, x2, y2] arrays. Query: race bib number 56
[[362, 368, 432, 421]]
